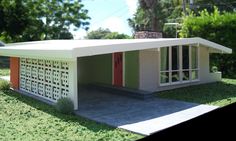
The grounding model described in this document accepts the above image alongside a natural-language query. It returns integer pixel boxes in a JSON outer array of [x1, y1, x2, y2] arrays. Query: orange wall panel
[[10, 57, 19, 89]]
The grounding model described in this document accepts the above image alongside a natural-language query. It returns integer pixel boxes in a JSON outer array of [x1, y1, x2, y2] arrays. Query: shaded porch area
[[76, 89, 218, 135]]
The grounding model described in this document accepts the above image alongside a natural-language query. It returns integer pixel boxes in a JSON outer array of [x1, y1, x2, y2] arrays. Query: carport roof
[[0, 37, 232, 60]]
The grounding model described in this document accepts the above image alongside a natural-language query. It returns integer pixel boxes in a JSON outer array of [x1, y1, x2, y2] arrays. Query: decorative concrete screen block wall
[[19, 58, 70, 102]]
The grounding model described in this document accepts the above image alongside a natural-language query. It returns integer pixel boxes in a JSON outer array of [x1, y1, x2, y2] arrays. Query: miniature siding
[[78, 54, 112, 85], [125, 51, 139, 89]]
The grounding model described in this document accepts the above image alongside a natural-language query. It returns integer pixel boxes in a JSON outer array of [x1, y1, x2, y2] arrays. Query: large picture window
[[160, 45, 199, 85]]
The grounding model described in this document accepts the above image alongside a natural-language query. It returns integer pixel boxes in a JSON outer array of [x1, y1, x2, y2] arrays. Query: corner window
[[160, 45, 199, 85]]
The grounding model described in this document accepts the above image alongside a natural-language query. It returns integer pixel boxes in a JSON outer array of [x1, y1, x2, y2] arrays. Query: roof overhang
[[0, 37, 232, 60]]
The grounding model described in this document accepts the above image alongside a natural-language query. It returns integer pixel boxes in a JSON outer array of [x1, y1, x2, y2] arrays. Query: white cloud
[[71, 29, 87, 39], [102, 17, 127, 33], [72, 17, 127, 39], [125, 0, 138, 15]]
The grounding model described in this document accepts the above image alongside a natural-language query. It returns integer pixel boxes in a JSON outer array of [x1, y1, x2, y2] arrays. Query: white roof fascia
[[0, 38, 232, 60], [72, 37, 232, 57], [0, 48, 74, 61], [196, 37, 232, 54]]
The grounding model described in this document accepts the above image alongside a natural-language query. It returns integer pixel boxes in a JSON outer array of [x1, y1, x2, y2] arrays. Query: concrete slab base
[[75, 90, 218, 136], [118, 104, 218, 135]]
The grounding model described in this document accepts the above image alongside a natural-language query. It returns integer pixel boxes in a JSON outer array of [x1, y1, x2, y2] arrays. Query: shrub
[[211, 66, 218, 73], [0, 80, 10, 91], [55, 97, 74, 115]]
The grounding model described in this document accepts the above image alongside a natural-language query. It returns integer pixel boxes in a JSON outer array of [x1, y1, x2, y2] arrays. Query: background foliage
[[0, 0, 90, 43], [85, 28, 131, 39], [180, 7, 236, 78], [129, 0, 236, 37]]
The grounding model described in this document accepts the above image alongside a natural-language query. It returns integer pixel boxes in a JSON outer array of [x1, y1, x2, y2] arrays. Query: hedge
[[180, 7, 236, 78]]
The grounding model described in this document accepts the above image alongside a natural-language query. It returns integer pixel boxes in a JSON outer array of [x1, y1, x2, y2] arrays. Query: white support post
[[179, 45, 183, 82], [169, 46, 172, 84], [68, 59, 78, 110], [189, 45, 192, 81]]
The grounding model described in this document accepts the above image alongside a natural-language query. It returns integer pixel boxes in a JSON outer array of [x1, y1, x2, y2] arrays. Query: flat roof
[[0, 37, 232, 60]]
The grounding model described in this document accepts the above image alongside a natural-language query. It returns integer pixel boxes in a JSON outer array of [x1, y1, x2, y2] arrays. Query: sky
[[71, 0, 138, 39]]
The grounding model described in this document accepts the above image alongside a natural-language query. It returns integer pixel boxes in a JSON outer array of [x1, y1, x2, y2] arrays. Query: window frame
[[159, 45, 200, 86]]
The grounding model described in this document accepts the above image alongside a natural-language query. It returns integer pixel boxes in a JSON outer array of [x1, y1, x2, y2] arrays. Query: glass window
[[161, 72, 169, 84], [172, 46, 179, 70], [182, 46, 189, 69], [182, 71, 190, 81], [161, 47, 169, 71], [191, 46, 198, 69], [172, 71, 180, 82], [160, 45, 199, 85], [191, 70, 198, 80]]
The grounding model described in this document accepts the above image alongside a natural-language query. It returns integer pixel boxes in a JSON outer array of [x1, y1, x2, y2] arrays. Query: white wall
[[139, 50, 159, 91], [199, 46, 210, 83], [199, 47, 222, 83], [69, 59, 78, 110]]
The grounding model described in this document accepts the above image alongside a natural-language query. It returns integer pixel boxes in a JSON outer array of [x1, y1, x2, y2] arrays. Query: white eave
[[0, 37, 232, 60]]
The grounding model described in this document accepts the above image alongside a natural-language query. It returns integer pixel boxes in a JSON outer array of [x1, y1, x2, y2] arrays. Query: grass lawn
[[0, 68, 10, 76], [157, 79, 236, 107], [0, 89, 142, 141]]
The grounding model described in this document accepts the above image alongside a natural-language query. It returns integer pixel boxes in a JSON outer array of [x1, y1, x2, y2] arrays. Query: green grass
[[0, 68, 10, 76], [157, 79, 236, 107], [0, 89, 142, 140]]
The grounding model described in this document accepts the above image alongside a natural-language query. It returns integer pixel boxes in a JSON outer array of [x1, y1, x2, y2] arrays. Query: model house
[[0, 38, 232, 109]]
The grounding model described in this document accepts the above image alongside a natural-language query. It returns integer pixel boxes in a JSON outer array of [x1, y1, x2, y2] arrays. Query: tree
[[128, 0, 183, 33], [104, 32, 131, 39], [85, 28, 111, 39], [31, 0, 90, 40], [0, 0, 90, 42], [85, 28, 131, 39], [0, 0, 31, 42], [128, 0, 161, 32], [139, 0, 160, 32]]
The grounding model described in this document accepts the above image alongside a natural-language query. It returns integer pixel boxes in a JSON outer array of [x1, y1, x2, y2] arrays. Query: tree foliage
[[189, 0, 236, 13], [0, 0, 31, 42], [180, 7, 236, 78], [128, 0, 236, 37], [0, 0, 90, 42], [85, 28, 111, 39], [85, 28, 131, 39], [128, 0, 183, 34]]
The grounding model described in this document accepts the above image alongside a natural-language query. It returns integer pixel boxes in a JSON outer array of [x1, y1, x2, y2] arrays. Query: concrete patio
[[76, 88, 218, 135]]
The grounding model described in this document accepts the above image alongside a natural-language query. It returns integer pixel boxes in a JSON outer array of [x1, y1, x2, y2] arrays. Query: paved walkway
[[76, 89, 218, 136]]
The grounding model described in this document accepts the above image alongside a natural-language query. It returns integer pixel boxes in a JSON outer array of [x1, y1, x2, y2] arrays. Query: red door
[[10, 57, 19, 90], [113, 52, 123, 87]]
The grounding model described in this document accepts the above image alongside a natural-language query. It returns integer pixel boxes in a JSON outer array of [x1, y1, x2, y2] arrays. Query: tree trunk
[[151, 16, 159, 32]]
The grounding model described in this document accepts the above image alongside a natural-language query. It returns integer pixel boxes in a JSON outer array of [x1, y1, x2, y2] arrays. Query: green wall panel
[[78, 54, 112, 85], [125, 51, 139, 89]]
